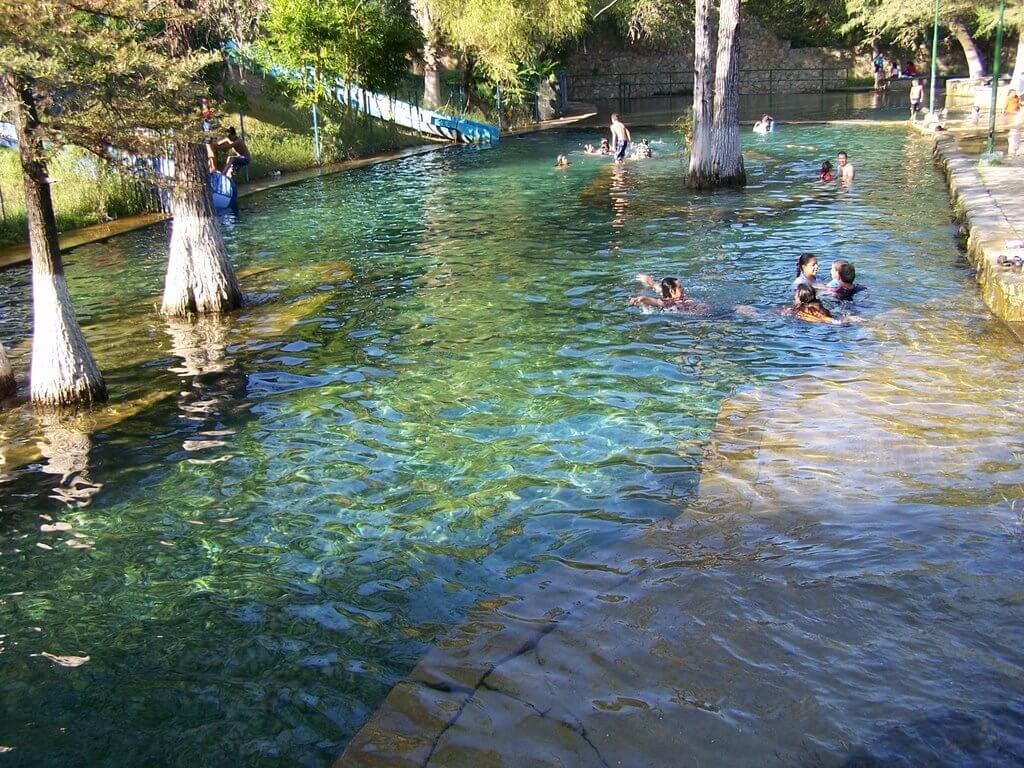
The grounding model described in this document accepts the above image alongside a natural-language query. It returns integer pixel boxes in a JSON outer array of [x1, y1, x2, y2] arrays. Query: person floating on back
[[819, 160, 834, 182], [218, 127, 250, 179], [610, 113, 631, 164], [629, 273, 707, 312], [827, 261, 865, 299], [837, 150, 855, 182]]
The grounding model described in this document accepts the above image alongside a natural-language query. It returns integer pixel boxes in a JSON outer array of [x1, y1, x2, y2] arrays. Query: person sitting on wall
[[217, 127, 250, 179]]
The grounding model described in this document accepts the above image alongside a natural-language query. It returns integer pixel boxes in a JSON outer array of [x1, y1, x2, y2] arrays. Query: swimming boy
[[218, 127, 250, 178], [837, 151, 855, 182], [610, 114, 631, 164], [827, 261, 864, 299], [629, 273, 707, 312]]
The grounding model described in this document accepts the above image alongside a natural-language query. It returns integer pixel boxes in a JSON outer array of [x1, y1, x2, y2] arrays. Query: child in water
[[827, 260, 864, 299], [793, 253, 824, 291], [555, 154, 570, 168], [786, 284, 839, 324], [629, 273, 707, 312], [819, 160, 834, 182]]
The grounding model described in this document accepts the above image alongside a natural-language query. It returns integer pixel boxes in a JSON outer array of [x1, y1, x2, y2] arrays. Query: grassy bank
[[0, 148, 159, 247], [0, 79, 425, 248]]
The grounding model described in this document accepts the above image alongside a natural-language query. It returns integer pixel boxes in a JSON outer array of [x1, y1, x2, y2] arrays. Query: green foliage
[[258, 0, 422, 108], [0, 0, 214, 158], [0, 147, 157, 246], [744, 0, 851, 47], [674, 109, 694, 148], [840, 0, 1004, 46], [430, 0, 590, 86]]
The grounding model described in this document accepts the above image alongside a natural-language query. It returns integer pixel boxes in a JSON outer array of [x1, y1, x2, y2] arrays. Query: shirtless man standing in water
[[837, 150, 855, 182], [610, 113, 631, 164]]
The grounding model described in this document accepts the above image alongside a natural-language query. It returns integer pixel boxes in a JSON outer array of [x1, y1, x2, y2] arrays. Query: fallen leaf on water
[[41, 522, 72, 532], [35, 652, 90, 667]]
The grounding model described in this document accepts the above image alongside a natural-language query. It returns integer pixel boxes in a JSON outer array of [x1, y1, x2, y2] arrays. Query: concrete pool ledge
[[923, 129, 1024, 324]]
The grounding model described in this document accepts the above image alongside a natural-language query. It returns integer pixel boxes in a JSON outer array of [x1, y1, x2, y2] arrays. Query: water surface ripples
[[1, 123, 1022, 766]]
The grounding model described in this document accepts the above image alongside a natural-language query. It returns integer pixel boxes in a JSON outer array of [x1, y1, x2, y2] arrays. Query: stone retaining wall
[[565, 19, 854, 100], [929, 132, 1024, 323]]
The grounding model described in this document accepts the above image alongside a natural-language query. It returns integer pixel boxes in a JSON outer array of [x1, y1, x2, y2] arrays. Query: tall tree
[[710, 0, 744, 187], [413, 0, 443, 107], [2, 73, 106, 406], [0, 340, 14, 399], [430, 0, 589, 87], [0, 0, 239, 402], [843, 0, 997, 80], [260, 0, 423, 104], [163, 1, 243, 317], [688, 0, 715, 188]]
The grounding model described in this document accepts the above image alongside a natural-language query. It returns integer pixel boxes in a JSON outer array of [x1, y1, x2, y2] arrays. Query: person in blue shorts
[[218, 127, 250, 178], [610, 113, 631, 164]]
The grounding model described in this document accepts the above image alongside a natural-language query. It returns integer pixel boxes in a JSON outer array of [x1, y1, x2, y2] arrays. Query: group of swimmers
[[818, 151, 855, 183], [628, 253, 865, 326], [567, 114, 652, 166]]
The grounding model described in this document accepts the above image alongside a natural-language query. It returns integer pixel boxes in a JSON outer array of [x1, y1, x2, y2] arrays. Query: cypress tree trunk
[[949, 18, 986, 81], [0, 341, 14, 399], [414, 0, 442, 109], [1011, 34, 1024, 92], [710, 0, 746, 188], [162, 142, 243, 317], [5, 74, 107, 408], [688, 0, 715, 189]]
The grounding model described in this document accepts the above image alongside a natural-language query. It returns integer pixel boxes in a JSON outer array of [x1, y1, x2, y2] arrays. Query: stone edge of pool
[[920, 125, 1024, 330]]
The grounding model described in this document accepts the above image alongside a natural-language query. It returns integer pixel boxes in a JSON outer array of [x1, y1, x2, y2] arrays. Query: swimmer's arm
[[629, 295, 663, 308], [634, 273, 659, 291], [625, 125, 632, 142]]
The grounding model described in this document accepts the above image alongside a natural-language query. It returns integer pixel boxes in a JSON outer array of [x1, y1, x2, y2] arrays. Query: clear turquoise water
[[2, 118, 1023, 766]]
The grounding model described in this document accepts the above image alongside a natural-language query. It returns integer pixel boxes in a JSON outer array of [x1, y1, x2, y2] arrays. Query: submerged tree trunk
[[949, 17, 986, 81], [5, 74, 107, 408], [414, 0, 442, 108], [163, 142, 243, 317], [710, 0, 746, 188], [688, 0, 715, 189], [0, 341, 14, 399]]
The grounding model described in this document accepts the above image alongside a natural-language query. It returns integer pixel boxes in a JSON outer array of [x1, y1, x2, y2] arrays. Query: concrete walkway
[[915, 119, 1024, 323]]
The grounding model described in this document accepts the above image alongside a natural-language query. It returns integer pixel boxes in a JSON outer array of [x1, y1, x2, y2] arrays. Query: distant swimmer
[[826, 260, 865, 299], [555, 154, 570, 168], [837, 150, 855, 182], [753, 115, 775, 134], [633, 138, 652, 159], [610, 113, 631, 163], [819, 160, 834, 182], [629, 273, 707, 312]]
